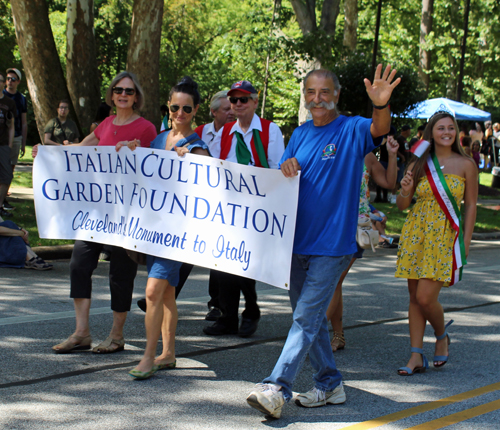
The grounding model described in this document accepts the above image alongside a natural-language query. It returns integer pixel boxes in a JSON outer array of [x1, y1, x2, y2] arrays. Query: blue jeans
[[263, 253, 352, 401]]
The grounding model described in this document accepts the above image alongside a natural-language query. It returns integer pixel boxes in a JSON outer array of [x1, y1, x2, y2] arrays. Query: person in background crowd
[[395, 111, 477, 376], [3, 68, 27, 213], [409, 124, 426, 149], [34, 71, 156, 355], [89, 102, 111, 134], [160, 104, 169, 132], [122, 76, 210, 380], [471, 140, 481, 169], [203, 80, 285, 338], [43, 100, 80, 146], [0, 72, 16, 219], [327, 133, 399, 354], [461, 136, 472, 157], [0, 215, 52, 270], [246, 65, 400, 419]]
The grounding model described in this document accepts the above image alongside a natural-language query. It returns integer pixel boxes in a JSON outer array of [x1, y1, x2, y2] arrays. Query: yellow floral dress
[[395, 174, 465, 287]]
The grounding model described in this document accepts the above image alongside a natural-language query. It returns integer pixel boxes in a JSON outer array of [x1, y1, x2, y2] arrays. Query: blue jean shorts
[[146, 255, 182, 286]]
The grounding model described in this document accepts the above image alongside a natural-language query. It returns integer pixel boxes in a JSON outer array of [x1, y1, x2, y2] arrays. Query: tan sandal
[[331, 331, 346, 352], [92, 336, 125, 354], [53, 334, 92, 354]]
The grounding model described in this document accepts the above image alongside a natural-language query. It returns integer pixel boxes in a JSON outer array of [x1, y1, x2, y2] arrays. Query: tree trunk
[[343, 0, 358, 51], [320, 0, 340, 35], [289, 0, 316, 34], [10, 0, 77, 142], [419, 0, 434, 94], [126, 0, 163, 131], [66, 0, 101, 134]]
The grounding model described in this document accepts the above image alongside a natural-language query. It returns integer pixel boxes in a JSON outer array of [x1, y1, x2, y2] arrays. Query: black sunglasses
[[112, 87, 136, 95], [7, 77, 18, 82], [169, 105, 193, 114], [229, 96, 250, 104]]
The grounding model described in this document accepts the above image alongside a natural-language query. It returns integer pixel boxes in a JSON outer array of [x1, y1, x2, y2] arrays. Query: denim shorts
[[146, 255, 182, 286]]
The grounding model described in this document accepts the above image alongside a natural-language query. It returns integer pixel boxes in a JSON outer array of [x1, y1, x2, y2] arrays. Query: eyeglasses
[[112, 87, 136, 95], [7, 77, 18, 82], [229, 96, 250, 104], [169, 105, 193, 114]]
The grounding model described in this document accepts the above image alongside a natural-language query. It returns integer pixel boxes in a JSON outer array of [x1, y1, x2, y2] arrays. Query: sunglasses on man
[[112, 87, 136, 95], [229, 96, 251, 104], [169, 105, 193, 114], [7, 77, 18, 82]]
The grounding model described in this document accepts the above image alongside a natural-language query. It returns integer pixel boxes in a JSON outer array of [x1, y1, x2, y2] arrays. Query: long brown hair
[[409, 112, 466, 180]]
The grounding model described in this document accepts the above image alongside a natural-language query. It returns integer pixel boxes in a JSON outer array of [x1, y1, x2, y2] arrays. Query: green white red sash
[[424, 153, 466, 285]]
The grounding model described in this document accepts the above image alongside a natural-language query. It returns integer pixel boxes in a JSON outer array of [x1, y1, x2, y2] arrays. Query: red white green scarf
[[424, 153, 466, 285]]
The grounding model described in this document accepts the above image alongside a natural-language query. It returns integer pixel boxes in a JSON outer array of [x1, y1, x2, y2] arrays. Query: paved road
[[1, 241, 500, 429]]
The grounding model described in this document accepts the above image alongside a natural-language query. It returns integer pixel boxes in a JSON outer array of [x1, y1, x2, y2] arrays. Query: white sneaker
[[295, 383, 346, 408], [246, 383, 285, 418]]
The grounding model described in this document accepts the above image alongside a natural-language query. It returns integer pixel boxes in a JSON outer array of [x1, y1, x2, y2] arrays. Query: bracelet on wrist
[[399, 190, 411, 198], [372, 101, 390, 110]]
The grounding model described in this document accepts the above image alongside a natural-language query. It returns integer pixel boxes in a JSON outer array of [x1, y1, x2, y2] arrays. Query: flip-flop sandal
[[92, 336, 125, 354], [156, 360, 177, 370]]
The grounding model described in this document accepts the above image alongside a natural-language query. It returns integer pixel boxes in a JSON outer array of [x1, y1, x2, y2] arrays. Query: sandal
[[52, 334, 92, 354], [434, 320, 453, 368], [397, 347, 429, 376], [156, 360, 177, 370], [331, 331, 346, 352], [92, 336, 125, 354], [129, 365, 159, 380]]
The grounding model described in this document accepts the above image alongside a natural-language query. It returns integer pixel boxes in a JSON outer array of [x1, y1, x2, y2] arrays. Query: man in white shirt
[[203, 80, 285, 338]]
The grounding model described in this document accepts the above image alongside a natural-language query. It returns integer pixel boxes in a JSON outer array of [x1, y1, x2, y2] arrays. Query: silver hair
[[303, 69, 341, 96], [209, 91, 229, 118], [105, 71, 145, 110]]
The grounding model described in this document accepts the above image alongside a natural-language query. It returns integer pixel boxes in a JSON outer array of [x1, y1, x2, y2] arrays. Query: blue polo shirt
[[281, 115, 378, 257]]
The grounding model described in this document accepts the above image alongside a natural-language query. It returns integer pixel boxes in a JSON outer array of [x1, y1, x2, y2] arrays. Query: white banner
[[33, 146, 299, 289]]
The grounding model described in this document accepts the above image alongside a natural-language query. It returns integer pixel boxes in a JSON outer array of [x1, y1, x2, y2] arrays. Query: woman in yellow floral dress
[[395, 112, 477, 375]]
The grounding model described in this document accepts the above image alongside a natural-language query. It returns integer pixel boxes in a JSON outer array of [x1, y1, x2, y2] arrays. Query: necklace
[[113, 113, 135, 135]]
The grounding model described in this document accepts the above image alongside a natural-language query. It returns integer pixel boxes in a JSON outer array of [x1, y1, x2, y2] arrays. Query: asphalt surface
[[1, 240, 500, 429]]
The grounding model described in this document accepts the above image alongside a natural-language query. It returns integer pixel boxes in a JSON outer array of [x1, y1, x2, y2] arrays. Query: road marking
[[404, 398, 500, 429], [340, 381, 500, 429]]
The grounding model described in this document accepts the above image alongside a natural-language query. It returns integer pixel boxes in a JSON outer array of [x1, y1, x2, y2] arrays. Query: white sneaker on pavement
[[246, 383, 285, 418], [295, 382, 346, 408]]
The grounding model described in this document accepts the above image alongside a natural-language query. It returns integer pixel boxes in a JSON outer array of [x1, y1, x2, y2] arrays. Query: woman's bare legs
[[155, 285, 178, 366], [134, 278, 170, 372], [326, 258, 357, 350], [400, 278, 445, 374]]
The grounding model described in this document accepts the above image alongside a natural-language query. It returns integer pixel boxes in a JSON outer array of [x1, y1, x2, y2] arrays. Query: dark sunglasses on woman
[[229, 96, 250, 104], [112, 87, 136, 95], [169, 105, 193, 114]]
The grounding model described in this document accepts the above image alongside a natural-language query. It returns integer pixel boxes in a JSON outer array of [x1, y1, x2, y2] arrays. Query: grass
[[479, 172, 492, 187]]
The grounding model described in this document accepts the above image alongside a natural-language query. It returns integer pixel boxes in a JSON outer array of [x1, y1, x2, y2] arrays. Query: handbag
[[356, 216, 379, 252], [126, 250, 147, 265]]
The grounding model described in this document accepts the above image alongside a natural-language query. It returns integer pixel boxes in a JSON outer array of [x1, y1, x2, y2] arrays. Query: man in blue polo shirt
[[246, 65, 401, 419]]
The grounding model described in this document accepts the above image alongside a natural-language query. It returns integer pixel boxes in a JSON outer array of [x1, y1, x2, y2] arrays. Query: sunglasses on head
[[112, 87, 136, 95], [229, 96, 251, 104], [169, 105, 193, 114], [7, 77, 18, 82]]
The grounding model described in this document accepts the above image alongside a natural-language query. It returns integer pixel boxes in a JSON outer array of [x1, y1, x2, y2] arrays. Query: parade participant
[[395, 111, 477, 375], [203, 80, 285, 338], [43, 100, 80, 146], [246, 65, 400, 419], [33, 71, 157, 354], [327, 134, 399, 353], [123, 76, 210, 379]]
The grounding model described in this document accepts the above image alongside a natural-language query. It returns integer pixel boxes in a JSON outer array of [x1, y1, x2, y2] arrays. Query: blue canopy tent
[[402, 97, 491, 122]]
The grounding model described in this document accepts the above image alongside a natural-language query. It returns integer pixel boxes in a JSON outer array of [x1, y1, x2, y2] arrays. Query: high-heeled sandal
[[434, 320, 453, 368], [397, 347, 429, 376], [331, 331, 346, 352]]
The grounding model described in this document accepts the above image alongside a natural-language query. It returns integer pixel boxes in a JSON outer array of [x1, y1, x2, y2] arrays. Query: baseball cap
[[6, 68, 22, 81], [227, 80, 257, 96]]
